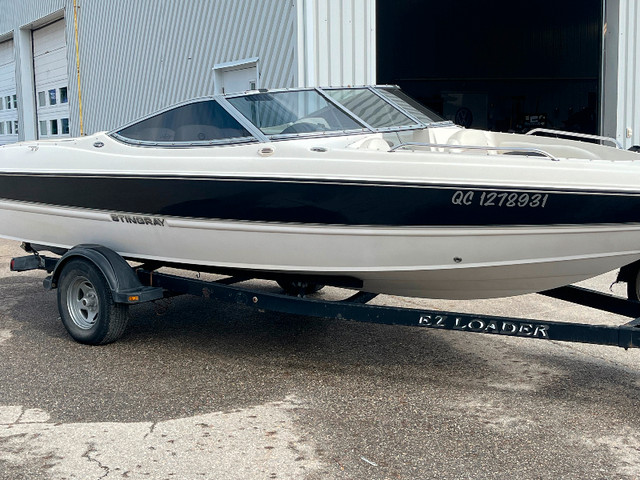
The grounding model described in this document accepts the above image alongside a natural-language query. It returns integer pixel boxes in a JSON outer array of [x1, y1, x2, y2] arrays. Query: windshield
[[323, 88, 419, 128], [376, 87, 444, 124], [110, 86, 450, 145], [227, 90, 366, 137], [115, 100, 252, 143]]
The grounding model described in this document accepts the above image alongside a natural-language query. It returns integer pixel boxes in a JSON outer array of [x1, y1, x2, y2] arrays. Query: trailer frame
[[9, 244, 640, 348]]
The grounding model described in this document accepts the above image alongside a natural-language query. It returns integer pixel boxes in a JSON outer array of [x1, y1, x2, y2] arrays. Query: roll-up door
[[0, 40, 18, 145], [33, 20, 70, 139]]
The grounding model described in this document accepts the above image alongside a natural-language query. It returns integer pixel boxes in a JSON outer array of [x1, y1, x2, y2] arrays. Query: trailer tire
[[628, 272, 640, 302], [57, 259, 129, 345]]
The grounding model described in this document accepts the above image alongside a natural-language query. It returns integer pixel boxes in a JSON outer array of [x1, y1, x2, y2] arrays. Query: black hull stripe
[[1, 173, 639, 227], [2, 172, 640, 196]]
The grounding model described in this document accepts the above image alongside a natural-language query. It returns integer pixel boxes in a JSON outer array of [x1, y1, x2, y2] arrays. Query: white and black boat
[[2, 85, 640, 299]]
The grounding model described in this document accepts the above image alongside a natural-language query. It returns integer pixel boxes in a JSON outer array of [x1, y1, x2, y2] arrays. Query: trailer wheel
[[277, 280, 324, 297], [620, 260, 640, 301], [57, 259, 129, 345], [628, 270, 640, 302]]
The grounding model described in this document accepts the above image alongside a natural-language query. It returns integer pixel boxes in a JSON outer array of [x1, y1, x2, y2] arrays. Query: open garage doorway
[[377, 0, 603, 134]]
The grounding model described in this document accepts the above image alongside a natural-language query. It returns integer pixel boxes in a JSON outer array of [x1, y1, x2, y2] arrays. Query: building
[[0, 0, 638, 149]]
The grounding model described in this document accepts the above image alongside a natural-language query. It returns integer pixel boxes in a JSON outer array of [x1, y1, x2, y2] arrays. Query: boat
[[1, 85, 640, 300]]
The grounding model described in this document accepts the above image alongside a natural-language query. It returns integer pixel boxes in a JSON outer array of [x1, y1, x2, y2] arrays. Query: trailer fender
[[43, 244, 163, 304]]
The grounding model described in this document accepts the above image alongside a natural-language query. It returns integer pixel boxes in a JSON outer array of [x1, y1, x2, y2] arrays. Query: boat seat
[[447, 129, 496, 148], [409, 128, 459, 152], [174, 124, 224, 142], [357, 137, 391, 151], [133, 127, 175, 142]]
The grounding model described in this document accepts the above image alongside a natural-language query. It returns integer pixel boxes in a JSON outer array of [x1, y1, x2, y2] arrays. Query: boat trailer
[[9, 244, 640, 348]]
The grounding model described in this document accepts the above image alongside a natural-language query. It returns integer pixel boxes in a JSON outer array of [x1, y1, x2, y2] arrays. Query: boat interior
[[364, 126, 640, 162]]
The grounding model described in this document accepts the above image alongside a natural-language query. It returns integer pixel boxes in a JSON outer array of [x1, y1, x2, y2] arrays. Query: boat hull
[[2, 198, 640, 299]]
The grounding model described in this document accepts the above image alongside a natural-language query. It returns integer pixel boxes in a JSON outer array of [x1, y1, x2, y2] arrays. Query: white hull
[[3, 199, 640, 299], [4, 87, 640, 300]]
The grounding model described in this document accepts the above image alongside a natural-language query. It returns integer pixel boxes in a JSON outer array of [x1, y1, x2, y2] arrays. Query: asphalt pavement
[[1, 237, 640, 480]]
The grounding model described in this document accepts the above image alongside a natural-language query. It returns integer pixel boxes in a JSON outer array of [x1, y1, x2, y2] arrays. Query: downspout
[[73, 0, 84, 135]]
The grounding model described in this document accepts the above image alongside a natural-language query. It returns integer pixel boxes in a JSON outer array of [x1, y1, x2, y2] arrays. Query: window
[[7, 121, 12, 134], [0, 98, 3, 110], [12, 95, 17, 109], [61, 118, 69, 135], [13, 121, 18, 135], [228, 90, 364, 136], [116, 100, 252, 143], [38, 91, 46, 107], [5, 96, 11, 109], [377, 87, 444, 124], [324, 88, 416, 128], [0, 123, 4, 134], [49, 89, 57, 106], [60, 87, 68, 104], [50, 119, 58, 135], [39, 121, 47, 136]]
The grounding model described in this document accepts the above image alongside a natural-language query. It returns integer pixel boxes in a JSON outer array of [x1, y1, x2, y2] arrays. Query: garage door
[[33, 20, 70, 139], [0, 39, 18, 145]]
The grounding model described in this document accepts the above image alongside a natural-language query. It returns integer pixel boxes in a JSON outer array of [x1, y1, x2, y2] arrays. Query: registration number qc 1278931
[[451, 190, 549, 208]]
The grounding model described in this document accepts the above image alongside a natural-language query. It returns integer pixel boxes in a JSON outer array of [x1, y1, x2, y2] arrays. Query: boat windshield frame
[[109, 85, 453, 147]]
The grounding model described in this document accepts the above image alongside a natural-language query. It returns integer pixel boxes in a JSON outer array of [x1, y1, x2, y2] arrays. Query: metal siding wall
[[0, 0, 65, 35], [72, 0, 298, 134], [617, 0, 640, 148], [1, 0, 299, 138], [72, 1, 167, 135], [298, 0, 375, 87]]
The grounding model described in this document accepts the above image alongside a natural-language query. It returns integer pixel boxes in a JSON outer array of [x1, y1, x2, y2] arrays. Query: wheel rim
[[66, 276, 100, 330]]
